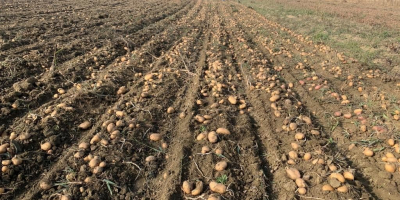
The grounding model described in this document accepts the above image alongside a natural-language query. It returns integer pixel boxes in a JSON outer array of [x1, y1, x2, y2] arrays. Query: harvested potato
[[343, 171, 354, 180], [298, 187, 306, 194], [329, 173, 345, 183], [208, 131, 218, 143], [197, 133, 207, 140], [322, 184, 334, 191], [228, 96, 237, 105], [303, 153, 312, 161], [337, 185, 348, 193], [295, 178, 306, 188], [215, 161, 228, 171], [201, 146, 211, 154], [191, 181, 204, 196], [0, 143, 10, 153], [39, 181, 52, 190], [286, 168, 301, 180], [167, 107, 175, 114], [41, 142, 52, 151], [79, 121, 92, 129], [216, 128, 230, 135], [209, 181, 226, 194], [363, 148, 374, 157], [149, 133, 162, 141], [11, 156, 22, 165], [182, 181, 192, 194]]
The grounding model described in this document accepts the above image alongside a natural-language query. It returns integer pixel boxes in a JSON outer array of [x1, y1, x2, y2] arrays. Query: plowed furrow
[[228, 2, 400, 199], [3, 1, 203, 199]]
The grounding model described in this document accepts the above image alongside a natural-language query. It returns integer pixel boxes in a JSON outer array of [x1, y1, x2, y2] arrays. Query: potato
[[209, 181, 226, 194], [115, 111, 125, 117], [10, 132, 17, 140], [89, 157, 101, 168], [288, 151, 298, 159], [2, 160, 11, 166], [300, 116, 312, 125], [57, 88, 66, 94], [216, 128, 230, 135], [289, 123, 297, 131], [208, 131, 218, 143], [18, 132, 31, 140], [167, 107, 175, 114], [270, 95, 280, 102], [207, 195, 221, 200], [145, 156, 156, 162], [298, 187, 306, 194], [385, 163, 396, 173], [84, 154, 94, 162], [343, 171, 354, 180], [201, 146, 211, 154], [110, 130, 120, 139], [74, 151, 84, 158], [310, 130, 320, 135], [328, 165, 337, 171], [287, 159, 296, 165], [84, 177, 92, 183], [117, 86, 127, 95], [0, 143, 10, 153], [197, 133, 207, 140], [2, 166, 9, 172], [286, 168, 301, 180], [116, 120, 124, 127], [182, 181, 192, 194], [179, 112, 186, 119], [387, 139, 395, 146], [60, 195, 72, 200], [203, 115, 212, 120], [11, 156, 22, 165], [387, 157, 397, 163], [79, 142, 90, 149], [39, 181, 52, 190], [329, 173, 345, 183], [99, 161, 107, 168], [215, 161, 228, 171], [322, 184, 334, 191], [90, 135, 101, 144], [353, 109, 362, 115], [79, 121, 92, 130], [363, 148, 374, 157], [194, 115, 205, 123], [93, 166, 103, 174], [303, 153, 311, 161], [228, 96, 237, 105], [41, 142, 52, 151], [215, 149, 223, 155], [295, 178, 306, 188], [295, 133, 305, 140], [191, 181, 204, 196], [343, 113, 352, 119], [149, 133, 162, 141], [107, 123, 116, 133], [337, 185, 348, 193]]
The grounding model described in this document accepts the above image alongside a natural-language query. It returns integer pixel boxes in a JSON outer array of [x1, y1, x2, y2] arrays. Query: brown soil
[[0, 0, 400, 199]]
